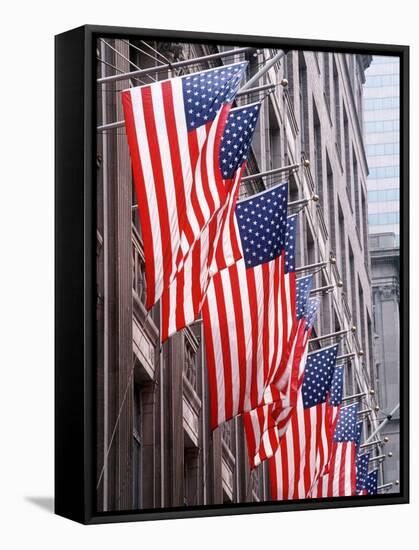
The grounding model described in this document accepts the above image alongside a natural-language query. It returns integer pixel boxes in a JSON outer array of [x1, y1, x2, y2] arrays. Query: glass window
[[367, 188, 399, 202], [364, 96, 399, 111], [368, 165, 399, 179]]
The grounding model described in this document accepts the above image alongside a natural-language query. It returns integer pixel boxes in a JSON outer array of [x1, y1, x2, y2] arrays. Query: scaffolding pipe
[[97, 46, 255, 84]]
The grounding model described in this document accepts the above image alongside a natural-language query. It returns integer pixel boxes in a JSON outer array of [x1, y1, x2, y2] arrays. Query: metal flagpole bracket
[[239, 49, 287, 91], [359, 438, 388, 450], [294, 260, 328, 274], [309, 327, 355, 345], [364, 403, 400, 444], [241, 162, 300, 182]]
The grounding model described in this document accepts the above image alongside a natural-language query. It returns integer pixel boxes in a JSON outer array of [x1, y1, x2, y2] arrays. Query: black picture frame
[[55, 24, 409, 524]]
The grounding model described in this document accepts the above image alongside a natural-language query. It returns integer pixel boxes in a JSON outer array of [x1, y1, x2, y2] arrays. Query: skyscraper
[[364, 57, 401, 491], [364, 56, 400, 240]]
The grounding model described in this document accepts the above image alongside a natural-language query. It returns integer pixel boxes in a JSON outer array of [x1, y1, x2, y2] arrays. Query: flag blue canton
[[365, 469, 378, 495], [302, 344, 339, 408], [304, 298, 320, 330], [355, 421, 363, 452], [333, 403, 358, 442], [329, 365, 344, 406], [236, 182, 288, 268], [219, 103, 260, 178], [183, 62, 248, 131], [356, 453, 370, 492], [295, 275, 313, 319], [284, 215, 297, 274]]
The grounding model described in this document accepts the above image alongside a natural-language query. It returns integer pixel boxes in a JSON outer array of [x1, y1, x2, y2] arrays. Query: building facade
[[364, 56, 400, 239], [95, 39, 381, 512], [364, 56, 401, 491]]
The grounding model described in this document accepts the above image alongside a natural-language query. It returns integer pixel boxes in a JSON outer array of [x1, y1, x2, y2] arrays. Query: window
[[349, 243, 358, 329], [343, 106, 351, 202], [313, 101, 323, 196], [326, 155, 336, 253], [133, 384, 143, 509], [298, 53, 309, 156], [323, 53, 330, 110], [352, 148, 361, 234], [338, 203, 347, 285], [268, 102, 281, 170], [365, 73, 399, 87], [364, 119, 399, 134], [333, 58, 341, 148], [368, 188, 399, 202], [365, 142, 399, 156], [368, 165, 399, 179], [364, 96, 399, 111], [368, 212, 400, 225]]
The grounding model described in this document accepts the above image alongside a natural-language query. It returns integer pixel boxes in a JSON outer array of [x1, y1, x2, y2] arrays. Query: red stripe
[[175, 264, 186, 334], [291, 409, 302, 499], [161, 286, 170, 342], [339, 442, 347, 495], [243, 413, 257, 469], [122, 90, 156, 308], [213, 273, 234, 422], [180, 130, 202, 250], [269, 455, 279, 500], [202, 299, 219, 430], [281, 435, 290, 499], [302, 407, 313, 496], [229, 264, 247, 413], [262, 264, 270, 382], [246, 269, 259, 410], [327, 443, 337, 496], [141, 87, 173, 292], [350, 444, 356, 495], [191, 239, 202, 317]]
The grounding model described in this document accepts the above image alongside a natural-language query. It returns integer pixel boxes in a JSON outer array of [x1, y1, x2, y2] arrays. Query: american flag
[[202, 182, 289, 429], [315, 403, 359, 497], [122, 61, 247, 309], [363, 469, 378, 495], [355, 421, 363, 453], [160, 103, 261, 341], [269, 344, 339, 500], [356, 452, 370, 494], [243, 277, 318, 469], [309, 364, 345, 497]]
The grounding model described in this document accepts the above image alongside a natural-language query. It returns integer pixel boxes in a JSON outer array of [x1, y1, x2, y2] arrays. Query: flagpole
[[364, 403, 400, 444], [97, 46, 255, 84], [239, 50, 287, 91], [98, 83, 277, 132]]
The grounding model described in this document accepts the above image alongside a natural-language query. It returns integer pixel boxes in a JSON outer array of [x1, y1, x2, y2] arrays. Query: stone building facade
[[95, 38, 381, 512]]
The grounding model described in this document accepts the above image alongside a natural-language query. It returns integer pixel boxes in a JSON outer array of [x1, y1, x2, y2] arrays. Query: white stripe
[[206, 279, 226, 425], [151, 85, 180, 279], [333, 445, 343, 495], [130, 88, 164, 301], [221, 266, 240, 416], [237, 260, 253, 411]]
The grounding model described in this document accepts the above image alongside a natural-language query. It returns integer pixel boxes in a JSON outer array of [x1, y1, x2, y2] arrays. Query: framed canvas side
[[55, 24, 409, 525]]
